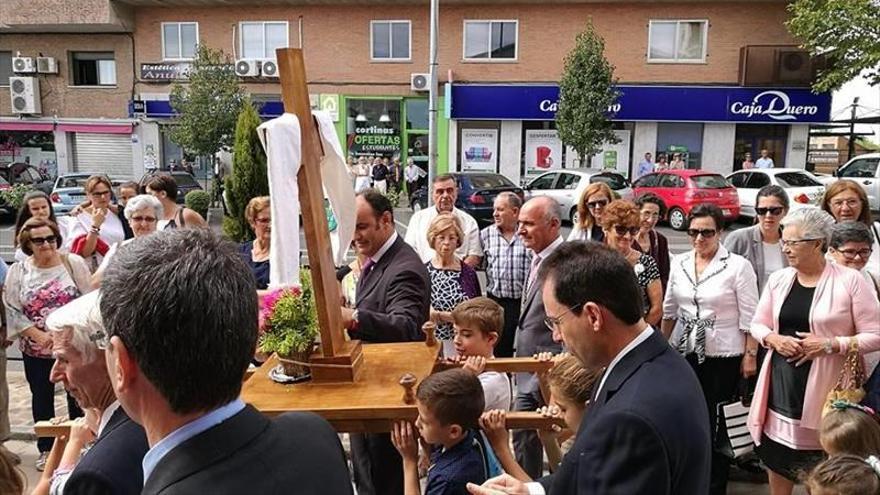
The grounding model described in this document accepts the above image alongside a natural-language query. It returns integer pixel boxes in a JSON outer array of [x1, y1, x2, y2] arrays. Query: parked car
[[726, 168, 825, 219], [138, 171, 203, 204], [0, 162, 54, 194], [632, 170, 740, 231], [50, 173, 118, 216], [523, 168, 633, 223], [818, 153, 880, 211], [410, 172, 523, 226]]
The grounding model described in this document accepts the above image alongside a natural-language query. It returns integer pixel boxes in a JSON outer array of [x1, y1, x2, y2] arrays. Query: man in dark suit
[[47, 292, 148, 494], [513, 196, 564, 479], [100, 229, 353, 495], [342, 189, 431, 495], [468, 242, 710, 495]]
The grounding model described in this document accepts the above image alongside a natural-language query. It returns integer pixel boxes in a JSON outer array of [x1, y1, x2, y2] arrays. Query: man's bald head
[[518, 196, 562, 252]]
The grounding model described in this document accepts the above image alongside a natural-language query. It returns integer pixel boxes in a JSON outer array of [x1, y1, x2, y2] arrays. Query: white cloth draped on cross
[[257, 111, 355, 288]]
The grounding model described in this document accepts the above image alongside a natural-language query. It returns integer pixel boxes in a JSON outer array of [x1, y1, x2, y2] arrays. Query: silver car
[[821, 153, 880, 211], [524, 168, 633, 223]]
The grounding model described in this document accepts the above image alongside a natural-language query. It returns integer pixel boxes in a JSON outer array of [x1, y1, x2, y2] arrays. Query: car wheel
[[668, 207, 687, 231], [569, 207, 579, 225]]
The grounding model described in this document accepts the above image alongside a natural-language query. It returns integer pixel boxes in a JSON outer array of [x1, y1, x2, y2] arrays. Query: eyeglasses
[[30, 235, 57, 245], [255, 217, 271, 225], [781, 238, 822, 248], [833, 247, 873, 260], [830, 199, 861, 209], [640, 211, 660, 219], [543, 303, 582, 331], [756, 206, 785, 216], [613, 225, 640, 236], [687, 228, 717, 238], [90, 190, 111, 198], [131, 216, 157, 224], [587, 199, 609, 210]]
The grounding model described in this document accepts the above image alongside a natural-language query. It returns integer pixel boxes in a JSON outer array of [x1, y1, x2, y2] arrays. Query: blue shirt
[[426, 429, 488, 495], [142, 399, 246, 485]]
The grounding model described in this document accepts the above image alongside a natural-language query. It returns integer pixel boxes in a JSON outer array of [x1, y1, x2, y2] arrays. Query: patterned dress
[[427, 261, 481, 355], [633, 253, 661, 317]]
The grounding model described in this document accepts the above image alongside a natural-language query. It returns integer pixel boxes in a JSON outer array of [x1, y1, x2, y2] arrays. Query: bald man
[[513, 196, 566, 479]]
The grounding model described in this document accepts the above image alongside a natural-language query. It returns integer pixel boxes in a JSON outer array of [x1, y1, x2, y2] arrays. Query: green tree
[[556, 20, 621, 164], [223, 100, 269, 242], [168, 45, 245, 169], [787, 0, 880, 92]]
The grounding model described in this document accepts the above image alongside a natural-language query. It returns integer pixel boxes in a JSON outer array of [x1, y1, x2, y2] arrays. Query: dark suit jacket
[[143, 406, 353, 495], [539, 330, 711, 494], [64, 406, 148, 495], [352, 235, 431, 343]]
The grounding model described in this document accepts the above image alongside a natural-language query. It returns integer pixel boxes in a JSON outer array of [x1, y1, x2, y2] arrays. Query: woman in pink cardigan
[[748, 208, 880, 495]]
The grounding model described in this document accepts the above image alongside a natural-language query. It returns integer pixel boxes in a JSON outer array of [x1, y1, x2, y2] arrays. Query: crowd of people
[[0, 170, 878, 495]]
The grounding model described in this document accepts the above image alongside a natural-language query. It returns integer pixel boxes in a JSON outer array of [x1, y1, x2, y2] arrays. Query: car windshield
[[775, 172, 822, 188], [58, 177, 90, 188], [690, 174, 731, 189], [467, 174, 514, 189], [591, 173, 628, 190], [173, 174, 199, 187]]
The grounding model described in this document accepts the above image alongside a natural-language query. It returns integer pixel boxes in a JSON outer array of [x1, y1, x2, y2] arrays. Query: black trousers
[[23, 354, 83, 452], [488, 294, 520, 358], [686, 354, 741, 495], [350, 432, 403, 495]]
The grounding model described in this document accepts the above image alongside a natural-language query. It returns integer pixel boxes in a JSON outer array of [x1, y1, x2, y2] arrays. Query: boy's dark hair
[[417, 369, 485, 430], [145, 174, 179, 201], [451, 297, 503, 339]]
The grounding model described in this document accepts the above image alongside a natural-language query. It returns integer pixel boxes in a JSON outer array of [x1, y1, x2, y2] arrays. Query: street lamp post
[[427, 0, 439, 206]]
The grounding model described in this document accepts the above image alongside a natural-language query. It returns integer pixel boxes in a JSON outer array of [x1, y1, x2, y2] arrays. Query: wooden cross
[[275, 48, 363, 382]]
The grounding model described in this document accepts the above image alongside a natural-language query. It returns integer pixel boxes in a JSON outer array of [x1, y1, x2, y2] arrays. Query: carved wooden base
[[308, 339, 364, 383]]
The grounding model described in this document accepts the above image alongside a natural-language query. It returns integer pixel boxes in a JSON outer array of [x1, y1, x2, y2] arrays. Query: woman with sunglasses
[[3, 217, 92, 470], [747, 208, 880, 495], [821, 179, 880, 279], [66, 175, 126, 273], [661, 203, 759, 495], [568, 182, 613, 243], [13, 191, 59, 263], [91, 194, 163, 288], [600, 200, 663, 326], [724, 185, 789, 294]]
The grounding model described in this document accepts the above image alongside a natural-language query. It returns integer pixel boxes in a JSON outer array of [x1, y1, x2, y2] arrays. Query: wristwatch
[[823, 338, 834, 354], [350, 309, 359, 330]]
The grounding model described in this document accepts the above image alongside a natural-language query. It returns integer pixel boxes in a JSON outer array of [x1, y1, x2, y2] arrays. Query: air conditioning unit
[[411, 73, 429, 92], [261, 60, 278, 78], [234, 59, 260, 77], [775, 49, 811, 84], [36, 57, 58, 74], [9, 77, 41, 114], [12, 56, 36, 74]]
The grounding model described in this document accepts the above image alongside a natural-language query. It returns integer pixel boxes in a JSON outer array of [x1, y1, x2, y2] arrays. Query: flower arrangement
[[258, 269, 319, 365]]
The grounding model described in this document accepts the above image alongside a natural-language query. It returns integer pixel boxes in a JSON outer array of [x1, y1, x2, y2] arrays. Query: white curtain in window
[[677, 22, 704, 60], [98, 60, 116, 85]]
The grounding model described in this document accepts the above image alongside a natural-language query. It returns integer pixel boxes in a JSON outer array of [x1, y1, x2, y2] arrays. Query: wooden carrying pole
[[275, 48, 362, 382]]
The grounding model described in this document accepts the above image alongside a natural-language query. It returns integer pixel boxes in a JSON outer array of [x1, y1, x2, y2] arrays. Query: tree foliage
[[556, 20, 621, 163], [168, 45, 245, 158], [787, 0, 880, 92], [223, 100, 269, 242]]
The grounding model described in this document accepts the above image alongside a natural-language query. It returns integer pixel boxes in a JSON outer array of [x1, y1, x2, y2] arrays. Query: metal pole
[[847, 97, 859, 161], [427, 0, 439, 206]]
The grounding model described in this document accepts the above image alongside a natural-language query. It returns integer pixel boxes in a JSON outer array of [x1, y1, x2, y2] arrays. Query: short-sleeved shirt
[[426, 429, 488, 495], [478, 370, 511, 411]]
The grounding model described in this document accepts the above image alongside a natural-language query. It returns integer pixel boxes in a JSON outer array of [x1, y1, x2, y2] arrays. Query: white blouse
[[663, 245, 759, 359]]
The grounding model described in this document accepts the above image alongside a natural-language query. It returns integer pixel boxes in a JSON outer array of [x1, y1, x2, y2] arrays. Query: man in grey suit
[[344, 189, 431, 495], [513, 196, 565, 479]]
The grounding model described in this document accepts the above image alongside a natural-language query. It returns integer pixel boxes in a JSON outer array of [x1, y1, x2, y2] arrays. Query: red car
[[632, 170, 740, 231]]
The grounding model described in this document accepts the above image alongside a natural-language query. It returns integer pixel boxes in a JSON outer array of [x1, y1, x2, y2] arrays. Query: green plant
[[384, 187, 401, 209], [0, 184, 34, 211], [185, 190, 211, 219], [223, 99, 270, 242], [258, 270, 319, 357]]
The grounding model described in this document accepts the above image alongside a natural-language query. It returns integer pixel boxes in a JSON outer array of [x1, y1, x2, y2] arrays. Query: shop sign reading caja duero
[[450, 85, 831, 124]]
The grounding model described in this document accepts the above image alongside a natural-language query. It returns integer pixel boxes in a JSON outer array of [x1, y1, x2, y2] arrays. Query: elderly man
[[46, 291, 148, 494], [480, 192, 531, 358], [512, 196, 565, 479], [344, 190, 431, 495], [100, 229, 353, 494], [469, 242, 710, 495], [405, 174, 482, 267]]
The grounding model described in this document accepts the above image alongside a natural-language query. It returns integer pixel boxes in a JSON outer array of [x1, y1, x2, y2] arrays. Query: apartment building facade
[[1, 0, 831, 183]]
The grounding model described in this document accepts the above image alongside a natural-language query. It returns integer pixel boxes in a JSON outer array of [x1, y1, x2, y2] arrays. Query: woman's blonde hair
[[820, 403, 880, 458], [427, 213, 463, 249], [245, 196, 271, 226], [576, 182, 614, 231], [546, 354, 602, 405]]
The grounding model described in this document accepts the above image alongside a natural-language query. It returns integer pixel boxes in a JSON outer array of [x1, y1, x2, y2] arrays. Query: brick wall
[[132, 1, 796, 96], [0, 34, 133, 118]]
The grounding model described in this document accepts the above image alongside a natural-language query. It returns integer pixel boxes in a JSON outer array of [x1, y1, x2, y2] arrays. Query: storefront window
[[458, 120, 500, 173], [346, 98, 402, 159], [406, 99, 428, 130], [733, 124, 787, 171], [657, 122, 703, 168], [521, 121, 564, 178], [0, 131, 57, 179]]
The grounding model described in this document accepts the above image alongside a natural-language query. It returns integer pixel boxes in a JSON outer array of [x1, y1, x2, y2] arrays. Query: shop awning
[[56, 123, 133, 134], [0, 121, 54, 132]]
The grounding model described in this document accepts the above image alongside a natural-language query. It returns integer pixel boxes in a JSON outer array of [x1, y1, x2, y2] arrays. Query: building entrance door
[[734, 124, 788, 170]]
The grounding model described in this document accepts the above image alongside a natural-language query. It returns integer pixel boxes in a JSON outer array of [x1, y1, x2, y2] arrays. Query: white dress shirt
[[404, 206, 482, 262]]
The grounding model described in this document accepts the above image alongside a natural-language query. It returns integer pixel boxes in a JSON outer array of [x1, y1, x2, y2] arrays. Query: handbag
[[716, 380, 754, 459], [823, 337, 866, 417]]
